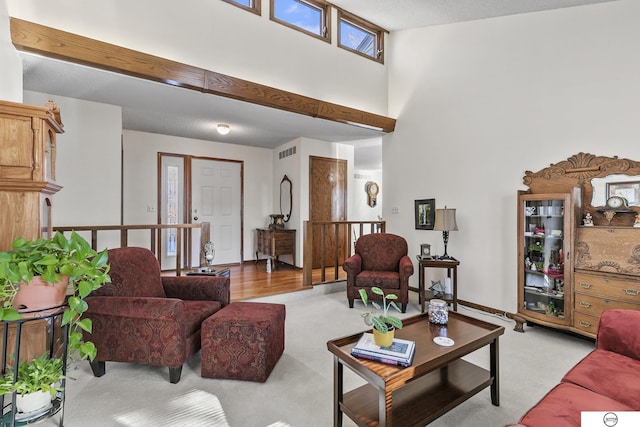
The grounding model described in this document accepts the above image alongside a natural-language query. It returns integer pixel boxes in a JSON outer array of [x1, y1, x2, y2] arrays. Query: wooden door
[[310, 156, 347, 268]]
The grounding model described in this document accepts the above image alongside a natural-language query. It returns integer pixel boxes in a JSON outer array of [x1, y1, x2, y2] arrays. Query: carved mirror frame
[[523, 152, 640, 227], [280, 174, 292, 222]]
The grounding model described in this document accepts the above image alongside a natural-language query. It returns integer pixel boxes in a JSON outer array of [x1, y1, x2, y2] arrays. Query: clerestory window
[[222, 0, 261, 15], [338, 10, 385, 63], [270, 0, 331, 43]]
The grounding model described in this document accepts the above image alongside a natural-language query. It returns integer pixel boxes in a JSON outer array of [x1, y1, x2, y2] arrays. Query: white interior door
[[191, 159, 242, 266], [160, 155, 185, 269]]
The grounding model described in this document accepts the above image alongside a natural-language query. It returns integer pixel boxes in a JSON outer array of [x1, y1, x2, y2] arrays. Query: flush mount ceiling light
[[217, 124, 230, 135]]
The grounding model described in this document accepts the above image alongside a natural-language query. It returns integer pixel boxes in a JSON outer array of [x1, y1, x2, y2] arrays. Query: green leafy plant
[[359, 287, 403, 334], [0, 354, 64, 398], [0, 231, 111, 361]]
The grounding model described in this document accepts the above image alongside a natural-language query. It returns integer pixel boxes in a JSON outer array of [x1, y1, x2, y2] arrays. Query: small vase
[[372, 327, 394, 347], [12, 276, 69, 318]]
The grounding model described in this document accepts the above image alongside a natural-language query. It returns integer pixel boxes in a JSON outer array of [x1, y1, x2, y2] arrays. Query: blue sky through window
[[274, 0, 322, 35], [233, 0, 251, 6], [340, 20, 375, 56]]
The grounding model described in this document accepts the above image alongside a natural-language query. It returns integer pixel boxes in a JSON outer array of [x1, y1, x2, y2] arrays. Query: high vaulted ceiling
[[18, 0, 618, 169], [330, 0, 617, 31]]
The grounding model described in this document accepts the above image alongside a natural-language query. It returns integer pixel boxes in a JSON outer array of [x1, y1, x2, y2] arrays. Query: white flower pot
[[15, 390, 51, 414]]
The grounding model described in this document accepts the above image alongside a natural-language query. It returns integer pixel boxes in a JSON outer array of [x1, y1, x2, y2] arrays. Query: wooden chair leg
[[89, 361, 106, 377], [348, 299, 354, 308], [169, 366, 183, 384], [401, 303, 407, 313]]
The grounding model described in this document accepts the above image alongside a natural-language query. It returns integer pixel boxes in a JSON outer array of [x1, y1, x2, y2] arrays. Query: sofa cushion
[[95, 247, 167, 298], [597, 309, 640, 360], [356, 233, 408, 272], [561, 348, 640, 409], [518, 382, 633, 427], [355, 270, 400, 290]]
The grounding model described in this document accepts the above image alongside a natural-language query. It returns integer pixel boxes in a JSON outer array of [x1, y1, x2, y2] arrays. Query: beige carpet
[[113, 390, 230, 426], [38, 283, 594, 426]]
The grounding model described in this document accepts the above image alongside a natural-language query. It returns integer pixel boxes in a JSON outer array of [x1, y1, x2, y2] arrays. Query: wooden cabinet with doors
[[0, 100, 64, 251], [514, 153, 640, 338], [515, 191, 579, 332]]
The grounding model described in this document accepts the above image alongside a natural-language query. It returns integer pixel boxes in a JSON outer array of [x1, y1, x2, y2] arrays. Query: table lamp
[[434, 206, 458, 260]]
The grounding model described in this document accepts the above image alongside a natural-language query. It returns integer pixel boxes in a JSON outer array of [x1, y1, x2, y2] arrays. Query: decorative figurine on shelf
[[583, 213, 594, 226], [525, 257, 532, 270], [430, 280, 445, 298], [203, 241, 215, 272], [635, 214, 640, 228]]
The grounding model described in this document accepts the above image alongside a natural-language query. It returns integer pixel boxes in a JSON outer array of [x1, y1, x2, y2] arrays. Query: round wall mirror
[[280, 175, 292, 222]]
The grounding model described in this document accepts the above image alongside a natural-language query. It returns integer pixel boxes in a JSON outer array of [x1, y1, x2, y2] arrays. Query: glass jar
[[428, 299, 449, 324]]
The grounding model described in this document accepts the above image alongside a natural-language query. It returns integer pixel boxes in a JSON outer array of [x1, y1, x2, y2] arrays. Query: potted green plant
[[0, 231, 110, 361], [0, 354, 64, 414], [359, 287, 403, 347]]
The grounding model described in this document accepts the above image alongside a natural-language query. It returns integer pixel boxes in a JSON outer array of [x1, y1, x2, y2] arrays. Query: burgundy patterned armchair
[[343, 233, 414, 313], [84, 247, 229, 383]]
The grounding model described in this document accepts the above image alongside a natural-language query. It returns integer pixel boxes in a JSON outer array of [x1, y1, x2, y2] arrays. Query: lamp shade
[[434, 207, 458, 232]]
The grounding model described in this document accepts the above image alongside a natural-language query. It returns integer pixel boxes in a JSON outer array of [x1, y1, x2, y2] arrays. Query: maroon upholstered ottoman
[[201, 302, 285, 382]]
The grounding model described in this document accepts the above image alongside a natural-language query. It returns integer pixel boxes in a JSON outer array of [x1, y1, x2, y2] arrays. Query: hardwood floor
[[176, 260, 347, 301]]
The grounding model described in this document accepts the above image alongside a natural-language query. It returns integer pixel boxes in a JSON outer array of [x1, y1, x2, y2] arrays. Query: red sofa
[[508, 309, 640, 426]]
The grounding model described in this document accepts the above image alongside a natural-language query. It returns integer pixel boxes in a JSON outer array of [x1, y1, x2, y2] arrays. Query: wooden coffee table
[[327, 312, 505, 426]]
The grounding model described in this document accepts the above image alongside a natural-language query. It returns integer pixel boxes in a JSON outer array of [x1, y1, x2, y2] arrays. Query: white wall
[[7, 0, 388, 116], [23, 91, 123, 249], [385, 0, 640, 313], [271, 140, 300, 266], [351, 170, 382, 223], [123, 130, 273, 262], [0, 0, 22, 101]]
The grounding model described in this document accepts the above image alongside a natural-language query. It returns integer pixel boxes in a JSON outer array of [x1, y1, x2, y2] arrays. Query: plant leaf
[[386, 316, 403, 329]]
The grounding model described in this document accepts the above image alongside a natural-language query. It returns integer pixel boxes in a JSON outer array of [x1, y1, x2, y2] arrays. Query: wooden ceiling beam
[[10, 18, 396, 133]]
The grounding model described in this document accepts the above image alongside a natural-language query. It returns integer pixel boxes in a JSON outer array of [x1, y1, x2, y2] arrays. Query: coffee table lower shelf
[[341, 359, 493, 427]]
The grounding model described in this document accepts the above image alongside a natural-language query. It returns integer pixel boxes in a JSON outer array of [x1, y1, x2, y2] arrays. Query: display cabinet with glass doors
[[515, 191, 578, 332]]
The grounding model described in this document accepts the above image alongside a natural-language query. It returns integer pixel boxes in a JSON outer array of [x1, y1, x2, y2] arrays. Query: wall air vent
[[279, 146, 296, 159], [354, 173, 372, 180]]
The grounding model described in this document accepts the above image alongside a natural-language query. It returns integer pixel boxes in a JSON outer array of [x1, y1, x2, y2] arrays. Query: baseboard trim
[[457, 299, 517, 320]]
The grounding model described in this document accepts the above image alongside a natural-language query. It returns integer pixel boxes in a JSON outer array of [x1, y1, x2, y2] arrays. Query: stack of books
[[351, 333, 416, 367]]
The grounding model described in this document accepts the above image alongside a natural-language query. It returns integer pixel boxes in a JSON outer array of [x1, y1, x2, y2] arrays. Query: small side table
[[411, 258, 460, 313], [186, 267, 231, 278]]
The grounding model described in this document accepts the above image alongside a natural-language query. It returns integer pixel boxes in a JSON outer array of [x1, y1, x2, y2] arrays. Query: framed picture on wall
[[415, 199, 435, 230], [607, 181, 640, 206]]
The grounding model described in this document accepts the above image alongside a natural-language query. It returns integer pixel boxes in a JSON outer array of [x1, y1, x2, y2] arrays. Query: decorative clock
[[420, 243, 432, 259], [366, 181, 379, 207], [605, 196, 629, 209]]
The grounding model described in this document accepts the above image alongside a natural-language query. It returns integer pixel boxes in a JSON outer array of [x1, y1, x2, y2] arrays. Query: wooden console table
[[410, 258, 460, 313], [256, 228, 296, 269]]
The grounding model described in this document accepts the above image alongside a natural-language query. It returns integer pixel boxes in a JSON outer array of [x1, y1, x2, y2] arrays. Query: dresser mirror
[[524, 153, 640, 227], [590, 174, 640, 207], [280, 175, 292, 222]]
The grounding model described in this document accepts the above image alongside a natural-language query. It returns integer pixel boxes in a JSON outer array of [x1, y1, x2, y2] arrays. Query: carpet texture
[[38, 283, 594, 426], [113, 389, 230, 426]]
